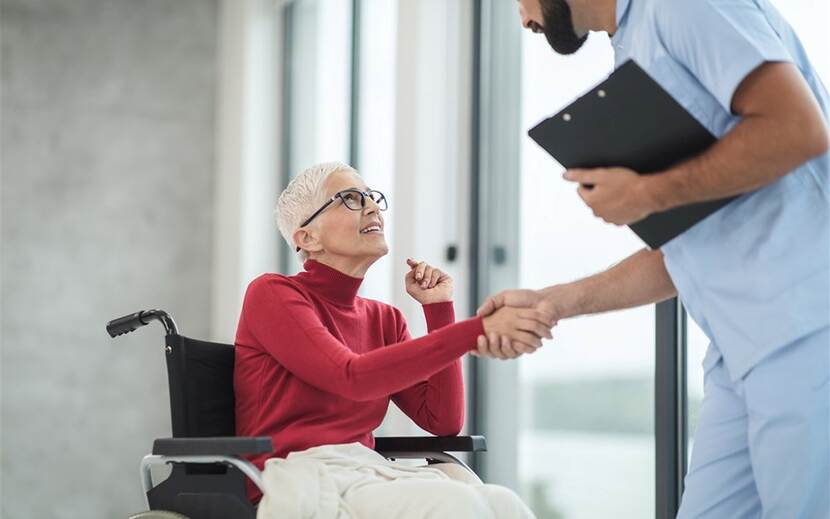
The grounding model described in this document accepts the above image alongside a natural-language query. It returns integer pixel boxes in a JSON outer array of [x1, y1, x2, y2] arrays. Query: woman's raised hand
[[405, 258, 454, 305]]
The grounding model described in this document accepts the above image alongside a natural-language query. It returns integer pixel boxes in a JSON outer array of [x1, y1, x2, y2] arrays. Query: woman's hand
[[405, 258, 453, 305]]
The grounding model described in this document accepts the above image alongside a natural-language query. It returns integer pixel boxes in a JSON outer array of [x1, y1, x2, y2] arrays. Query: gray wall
[[1, 0, 218, 516]]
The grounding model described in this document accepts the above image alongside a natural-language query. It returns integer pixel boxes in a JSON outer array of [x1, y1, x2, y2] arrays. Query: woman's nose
[[363, 198, 379, 214]]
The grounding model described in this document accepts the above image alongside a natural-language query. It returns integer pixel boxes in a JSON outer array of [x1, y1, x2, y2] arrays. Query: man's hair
[[276, 161, 357, 262]]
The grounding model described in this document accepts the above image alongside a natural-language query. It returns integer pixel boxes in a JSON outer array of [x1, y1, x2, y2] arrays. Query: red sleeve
[[390, 302, 466, 436], [238, 276, 483, 402]]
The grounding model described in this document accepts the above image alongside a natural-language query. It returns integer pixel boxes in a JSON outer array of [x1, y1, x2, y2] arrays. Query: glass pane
[[354, 0, 397, 303], [516, 32, 655, 518], [282, 0, 353, 274]]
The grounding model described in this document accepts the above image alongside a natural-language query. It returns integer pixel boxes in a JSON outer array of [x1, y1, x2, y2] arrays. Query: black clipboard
[[528, 59, 736, 249]]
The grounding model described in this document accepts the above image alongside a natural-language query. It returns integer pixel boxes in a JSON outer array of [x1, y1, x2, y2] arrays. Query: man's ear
[[293, 227, 323, 254]]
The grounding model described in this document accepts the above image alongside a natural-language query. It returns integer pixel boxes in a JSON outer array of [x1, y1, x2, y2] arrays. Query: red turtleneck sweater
[[234, 260, 485, 501]]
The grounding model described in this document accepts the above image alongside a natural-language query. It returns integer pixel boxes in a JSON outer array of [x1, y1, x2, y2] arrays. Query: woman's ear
[[293, 228, 323, 254]]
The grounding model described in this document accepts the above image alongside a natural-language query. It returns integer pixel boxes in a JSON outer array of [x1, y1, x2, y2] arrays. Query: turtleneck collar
[[295, 259, 364, 306]]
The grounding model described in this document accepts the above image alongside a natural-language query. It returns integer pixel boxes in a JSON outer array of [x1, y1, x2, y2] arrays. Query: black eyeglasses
[[295, 189, 388, 251]]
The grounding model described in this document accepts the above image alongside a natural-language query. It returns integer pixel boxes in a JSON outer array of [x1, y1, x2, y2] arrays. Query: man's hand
[[474, 249, 677, 359], [405, 258, 453, 305], [563, 167, 661, 225], [478, 305, 553, 359], [477, 288, 549, 318]]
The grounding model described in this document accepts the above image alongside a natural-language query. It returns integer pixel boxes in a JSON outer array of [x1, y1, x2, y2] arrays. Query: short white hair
[[276, 161, 357, 261]]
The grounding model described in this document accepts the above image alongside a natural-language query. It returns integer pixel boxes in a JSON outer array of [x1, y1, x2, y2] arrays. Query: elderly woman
[[234, 162, 548, 518]]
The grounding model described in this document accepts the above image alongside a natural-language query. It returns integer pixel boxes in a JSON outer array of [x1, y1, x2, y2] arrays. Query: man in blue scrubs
[[477, 0, 830, 516]]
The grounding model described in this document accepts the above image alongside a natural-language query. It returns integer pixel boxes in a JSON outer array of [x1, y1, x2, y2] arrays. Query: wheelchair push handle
[[106, 309, 178, 337]]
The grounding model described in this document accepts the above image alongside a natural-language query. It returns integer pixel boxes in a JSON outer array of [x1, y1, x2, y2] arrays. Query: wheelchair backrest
[[164, 334, 236, 438]]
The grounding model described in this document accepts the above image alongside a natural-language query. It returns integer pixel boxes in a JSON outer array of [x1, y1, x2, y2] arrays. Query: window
[[279, 0, 354, 275], [276, 0, 472, 439], [474, 3, 656, 517], [351, 0, 397, 302], [516, 31, 655, 519]]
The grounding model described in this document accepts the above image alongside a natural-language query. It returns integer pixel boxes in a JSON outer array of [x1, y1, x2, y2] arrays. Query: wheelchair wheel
[[128, 512, 190, 519]]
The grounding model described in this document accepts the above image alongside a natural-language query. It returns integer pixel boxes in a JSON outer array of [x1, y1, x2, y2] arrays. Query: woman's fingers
[[499, 335, 516, 359], [477, 333, 540, 359], [421, 266, 434, 288], [406, 259, 451, 290], [510, 329, 542, 348], [409, 260, 427, 281], [474, 335, 488, 357], [428, 269, 442, 288], [406, 264, 437, 291], [513, 342, 538, 355], [417, 263, 442, 288], [488, 332, 506, 359], [407, 258, 426, 274]]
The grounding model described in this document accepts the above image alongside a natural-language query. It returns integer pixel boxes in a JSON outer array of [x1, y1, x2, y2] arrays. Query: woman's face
[[306, 169, 389, 262]]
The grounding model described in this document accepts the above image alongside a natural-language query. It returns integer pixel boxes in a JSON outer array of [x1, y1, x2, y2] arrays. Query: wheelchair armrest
[[152, 436, 273, 457], [374, 435, 487, 453]]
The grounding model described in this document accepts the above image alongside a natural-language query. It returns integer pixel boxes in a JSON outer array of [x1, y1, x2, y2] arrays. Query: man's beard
[[541, 0, 588, 55]]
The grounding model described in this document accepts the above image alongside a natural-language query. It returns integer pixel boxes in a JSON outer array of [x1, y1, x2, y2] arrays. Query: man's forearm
[[646, 63, 829, 212], [648, 114, 824, 211], [540, 248, 677, 319]]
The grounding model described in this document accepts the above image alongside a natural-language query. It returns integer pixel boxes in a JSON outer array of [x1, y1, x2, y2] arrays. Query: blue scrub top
[[610, 0, 829, 380]]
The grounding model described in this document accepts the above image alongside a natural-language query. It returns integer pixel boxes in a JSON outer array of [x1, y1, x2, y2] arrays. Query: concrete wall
[[1, 0, 218, 516]]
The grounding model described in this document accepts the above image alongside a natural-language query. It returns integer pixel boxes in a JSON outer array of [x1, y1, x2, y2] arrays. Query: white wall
[[1, 1, 219, 516]]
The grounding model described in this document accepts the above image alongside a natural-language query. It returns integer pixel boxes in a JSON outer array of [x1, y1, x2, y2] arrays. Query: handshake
[[475, 289, 560, 359], [402, 258, 576, 358]]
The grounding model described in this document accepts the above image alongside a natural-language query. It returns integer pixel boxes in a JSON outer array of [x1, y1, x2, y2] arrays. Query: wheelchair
[[107, 308, 488, 519]]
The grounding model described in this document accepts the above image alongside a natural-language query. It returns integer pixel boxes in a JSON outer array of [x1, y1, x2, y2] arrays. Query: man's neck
[[571, 0, 617, 36]]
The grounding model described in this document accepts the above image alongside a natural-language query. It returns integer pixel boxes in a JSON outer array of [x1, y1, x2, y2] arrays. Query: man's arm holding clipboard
[[475, 60, 826, 358], [565, 61, 828, 227], [562, 0, 828, 229], [474, 0, 827, 359], [476, 56, 827, 359]]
